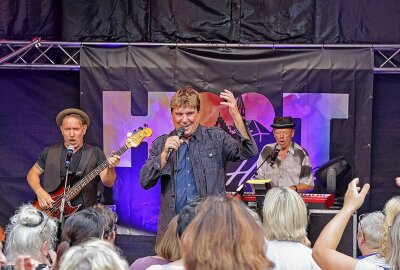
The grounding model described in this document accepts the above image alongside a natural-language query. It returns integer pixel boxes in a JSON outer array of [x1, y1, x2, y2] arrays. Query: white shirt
[[355, 260, 384, 270], [266, 240, 321, 270]]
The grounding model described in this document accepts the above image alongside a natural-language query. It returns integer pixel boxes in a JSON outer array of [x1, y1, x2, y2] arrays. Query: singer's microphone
[[65, 145, 74, 168], [269, 144, 281, 167], [166, 127, 185, 161]]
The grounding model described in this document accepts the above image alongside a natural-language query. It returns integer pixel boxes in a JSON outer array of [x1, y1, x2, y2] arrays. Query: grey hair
[[358, 211, 385, 249], [4, 204, 57, 262], [262, 187, 308, 242], [389, 214, 400, 270], [58, 238, 128, 270]]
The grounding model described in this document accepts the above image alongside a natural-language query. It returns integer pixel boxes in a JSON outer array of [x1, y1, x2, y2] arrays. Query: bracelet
[[291, 185, 298, 192]]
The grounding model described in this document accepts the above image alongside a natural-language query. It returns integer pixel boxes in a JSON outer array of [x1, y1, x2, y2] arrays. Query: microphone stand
[[232, 152, 273, 197], [59, 164, 71, 230]]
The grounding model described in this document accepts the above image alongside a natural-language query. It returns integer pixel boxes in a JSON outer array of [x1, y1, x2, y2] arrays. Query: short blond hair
[[170, 86, 200, 112], [262, 187, 308, 242], [155, 215, 181, 261]]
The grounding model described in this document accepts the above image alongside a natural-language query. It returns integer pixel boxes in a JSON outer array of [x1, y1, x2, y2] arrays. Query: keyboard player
[[255, 116, 314, 193]]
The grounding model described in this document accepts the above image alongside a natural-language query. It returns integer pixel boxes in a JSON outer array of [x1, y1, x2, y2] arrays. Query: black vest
[[42, 143, 99, 208]]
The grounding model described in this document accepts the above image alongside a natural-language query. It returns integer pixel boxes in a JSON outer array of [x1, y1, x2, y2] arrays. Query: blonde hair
[[170, 86, 200, 112], [380, 196, 400, 260], [262, 187, 308, 242], [58, 238, 128, 270], [155, 215, 181, 261], [389, 214, 400, 270], [181, 196, 273, 270]]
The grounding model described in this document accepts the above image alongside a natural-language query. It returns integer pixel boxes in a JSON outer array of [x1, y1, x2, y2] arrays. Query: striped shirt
[[255, 142, 313, 188]]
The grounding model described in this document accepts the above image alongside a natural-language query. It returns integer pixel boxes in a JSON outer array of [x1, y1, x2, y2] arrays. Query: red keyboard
[[238, 192, 334, 209], [299, 193, 335, 209]]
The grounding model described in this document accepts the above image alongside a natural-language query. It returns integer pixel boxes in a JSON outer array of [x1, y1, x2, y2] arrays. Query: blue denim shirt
[[175, 143, 198, 213], [140, 124, 258, 237]]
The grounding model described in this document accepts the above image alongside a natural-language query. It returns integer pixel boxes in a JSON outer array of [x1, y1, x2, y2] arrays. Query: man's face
[[171, 106, 200, 139], [60, 116, 87, 149], [273, 128, 294, 149]]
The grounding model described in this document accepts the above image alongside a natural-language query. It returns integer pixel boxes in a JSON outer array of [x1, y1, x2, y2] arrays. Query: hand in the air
[[220, 89, 240, 118], [343, 178, 370, 212]]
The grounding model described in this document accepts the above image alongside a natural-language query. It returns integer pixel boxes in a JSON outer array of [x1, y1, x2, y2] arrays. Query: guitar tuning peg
[[144, 123, 148, 127], [138, 126, 143, 130], [126, 132, 133, 137], [133, 130, 137, 134]]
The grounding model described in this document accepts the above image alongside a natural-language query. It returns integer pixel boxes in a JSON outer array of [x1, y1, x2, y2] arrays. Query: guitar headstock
[[126, 125, 153, 148]]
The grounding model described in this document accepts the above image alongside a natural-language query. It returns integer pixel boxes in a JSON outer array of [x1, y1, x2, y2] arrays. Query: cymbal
[[246, 179, 271, 184]]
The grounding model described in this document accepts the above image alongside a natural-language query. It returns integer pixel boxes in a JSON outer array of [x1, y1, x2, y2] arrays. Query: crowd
[[0, 177, 399, 270]]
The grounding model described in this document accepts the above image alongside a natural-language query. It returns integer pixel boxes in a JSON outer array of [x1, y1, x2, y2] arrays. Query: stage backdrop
[[80, 46, 373, 233]]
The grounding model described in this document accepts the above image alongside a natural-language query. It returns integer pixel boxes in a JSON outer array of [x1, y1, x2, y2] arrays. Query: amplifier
[[308, 209, 357, 257]]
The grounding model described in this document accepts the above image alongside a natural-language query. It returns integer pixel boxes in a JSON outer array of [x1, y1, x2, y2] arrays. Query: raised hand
[[343, 178, 370, 212], [219, 89, 240, 118]]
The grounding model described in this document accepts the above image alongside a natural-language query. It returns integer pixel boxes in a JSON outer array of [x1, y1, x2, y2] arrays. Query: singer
[[26, 108, 120, 211], [140, 86, 258, 238], [255, 116, 313, 193]]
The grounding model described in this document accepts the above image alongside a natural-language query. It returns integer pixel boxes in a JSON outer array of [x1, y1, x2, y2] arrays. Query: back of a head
[[92, 205, 118, 242], [56, 209, 105, 269], [4, 204, 57, 262], [389, 214, 400, 270], [61, 208, 105, 245], [358, 211, 385, 249], [262, 187, 308, 242], [58, 238, 128, 270], [155, 215, 180, 261], [170, 86, 200, 112], [381, 196, 400, 259], [176, 199, 201, 238], [181, 196, 273, 270]]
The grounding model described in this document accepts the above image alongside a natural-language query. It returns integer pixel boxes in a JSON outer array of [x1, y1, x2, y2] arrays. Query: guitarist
[[26, 108, 120, 212]]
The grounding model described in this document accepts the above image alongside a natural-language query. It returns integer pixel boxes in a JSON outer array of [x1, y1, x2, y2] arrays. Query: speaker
[[308, 209, 357, 257]]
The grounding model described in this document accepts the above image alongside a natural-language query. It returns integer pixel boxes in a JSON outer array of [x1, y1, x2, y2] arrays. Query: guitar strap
[[75, 144, 93, 178], [43, 144, 93, 192]]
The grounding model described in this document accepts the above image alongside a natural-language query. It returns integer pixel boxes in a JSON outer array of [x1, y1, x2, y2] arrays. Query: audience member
[[58, 238, 128, 270], [312, 178, 383, 270], [54, 208, 105, 270], [388, 213, 400, 270], [3, 205, 57, 269], [357, 211, 389, 268], [147, 199, 202, 270], [92, 204, 118, 243], [262, 187, 320, 270], [181, 196, 273, 270], [380, 196, 400, 261], [0, 241, 6, 267], [129, 216, 180, 270]]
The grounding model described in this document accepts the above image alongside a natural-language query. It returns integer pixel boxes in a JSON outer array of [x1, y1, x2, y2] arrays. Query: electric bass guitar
[[33, 126, 152, 219]]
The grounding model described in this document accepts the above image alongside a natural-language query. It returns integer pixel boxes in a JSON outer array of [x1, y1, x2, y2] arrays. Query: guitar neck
[[65, 145, 128, 201]]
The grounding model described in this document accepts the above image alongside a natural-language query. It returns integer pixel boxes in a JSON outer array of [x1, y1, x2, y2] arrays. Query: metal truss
[[1, 39, 400, 73]]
